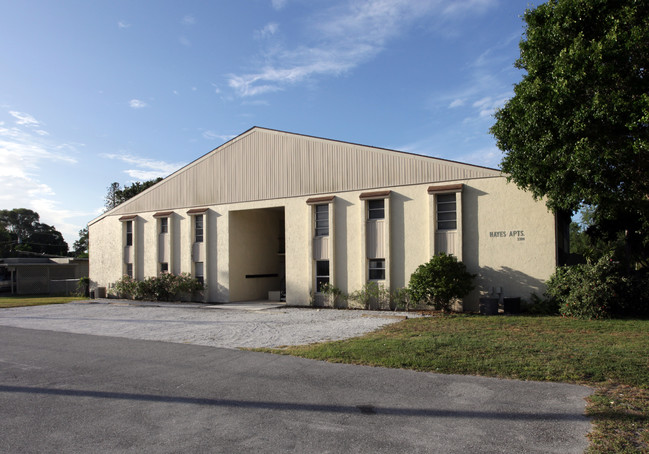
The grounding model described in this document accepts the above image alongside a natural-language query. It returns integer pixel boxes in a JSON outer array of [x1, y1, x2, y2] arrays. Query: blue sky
[[0, 0, 536, 246]]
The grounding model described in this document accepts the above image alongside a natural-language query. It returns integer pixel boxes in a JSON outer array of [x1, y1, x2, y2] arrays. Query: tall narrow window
[[437, 193, 457, 230], [160, 217, 168, 234], [194, 215, 204, 242], [126, 221, 133, 246], [315, 204, 329, 237], [195, 262, 204, 285], [315, 260, 329, 292], [126, 263, 133, 278], [369, 259, 385, 280], [160, 262, 168, 273], [368, 199, 385, 220]]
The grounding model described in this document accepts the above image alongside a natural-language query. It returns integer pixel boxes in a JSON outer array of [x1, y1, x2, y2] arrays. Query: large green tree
[[0, 209, 68, 256], [0, 208, 40, 244], [491, 0, 649, 267], [72, 227, 89, 257]]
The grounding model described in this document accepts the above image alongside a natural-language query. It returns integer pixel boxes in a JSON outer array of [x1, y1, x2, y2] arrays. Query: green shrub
[[408, 253, 475, 311], [318, 283, 346, 308], [113, 275, 139, 299], [520, 293, 559, 315], [348, 281, 391, 310], [546, 254, 626, 319], [76, 277, 90, 297], [391, 287, 411, 311], [624, 272, 649, 317], [112, 273, 204, 301]]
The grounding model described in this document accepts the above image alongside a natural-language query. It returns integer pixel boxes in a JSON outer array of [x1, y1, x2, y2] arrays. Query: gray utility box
[[479, 297, 499, 315]]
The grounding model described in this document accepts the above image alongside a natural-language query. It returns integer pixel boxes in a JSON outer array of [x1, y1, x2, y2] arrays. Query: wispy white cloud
[[457, 145, 503, 169], [201, 131, 236, 142], [101, 153, 184, 181], [241, 99, 270, 106], [29, 197, 98, 245], [442, 0, 495, 17], [256, 23, 279, 40], [449, 99, 465, 108], [271, 0, 288, 10], [179, 36, 191, 47], [228, 0, 499, 97], [0, 110, 88, 244], [182, 15, 196, 26], [129, 99, 147, 109], [9, 110, 40, 126], [430, 31, 520, 124], [118, 20, 131, 29], [471, 94, 510, 118]]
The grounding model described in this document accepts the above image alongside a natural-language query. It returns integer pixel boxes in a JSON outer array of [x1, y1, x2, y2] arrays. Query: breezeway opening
[[228, 207, 286, 302]]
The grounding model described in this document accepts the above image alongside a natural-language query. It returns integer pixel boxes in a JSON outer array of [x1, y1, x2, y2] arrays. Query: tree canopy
[[104, 178, 163, 211], [0, 208, 68, 257], [491, 0, 649, 266], [72, 227, 89, 258]]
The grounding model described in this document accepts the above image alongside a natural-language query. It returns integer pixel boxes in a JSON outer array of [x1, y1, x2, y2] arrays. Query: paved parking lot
[[0, 325, 593, 453], [0, 300, 408, 348]]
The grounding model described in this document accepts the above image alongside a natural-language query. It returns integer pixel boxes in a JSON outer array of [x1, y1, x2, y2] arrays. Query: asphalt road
[[0, 326, 592, 453]]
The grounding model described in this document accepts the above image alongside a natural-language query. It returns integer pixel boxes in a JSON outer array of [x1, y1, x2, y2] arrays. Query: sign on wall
[[489, 230, 525, 241]]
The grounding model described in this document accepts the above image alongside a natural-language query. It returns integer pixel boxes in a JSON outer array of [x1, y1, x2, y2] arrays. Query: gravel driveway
[[0, 300, 410, 349]]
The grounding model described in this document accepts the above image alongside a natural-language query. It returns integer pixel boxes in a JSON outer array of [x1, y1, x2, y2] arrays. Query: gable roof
[[92, 127, 501, 223]]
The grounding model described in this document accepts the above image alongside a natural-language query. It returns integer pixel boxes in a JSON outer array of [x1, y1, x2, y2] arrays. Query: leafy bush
[[76, 277, 90, 297], [408, 253, 475, 312], [112, 275, 139, 299], [624, 272, 649, 317], [317, 283, 346, 308], [391, 287, 411, 311], [348, 281, 391, 310], [520, 293, 559, 315], [112, 273, 204, 301], [546, 254, 626, 319]]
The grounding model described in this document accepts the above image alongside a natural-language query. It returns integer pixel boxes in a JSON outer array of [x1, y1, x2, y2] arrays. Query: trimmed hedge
[[112, 273, 204, 301]]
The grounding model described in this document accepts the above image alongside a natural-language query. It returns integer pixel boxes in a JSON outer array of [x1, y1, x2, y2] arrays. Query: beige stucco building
[[89, 127, 567, 310]]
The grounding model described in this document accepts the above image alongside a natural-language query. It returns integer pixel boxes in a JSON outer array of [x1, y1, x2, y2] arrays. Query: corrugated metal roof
[[92, 127, 501, 224]]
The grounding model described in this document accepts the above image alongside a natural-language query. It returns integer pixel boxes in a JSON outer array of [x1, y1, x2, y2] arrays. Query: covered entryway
[[228, 207, 286, 302]]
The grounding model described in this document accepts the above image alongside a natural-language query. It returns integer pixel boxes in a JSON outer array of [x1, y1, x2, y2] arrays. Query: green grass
[[0, 295, 86, 308], [259, 314, 649, 453]]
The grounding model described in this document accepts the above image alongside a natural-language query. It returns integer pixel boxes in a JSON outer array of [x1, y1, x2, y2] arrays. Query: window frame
[[436, 193, 457, 231], [126, 263, 133, 278], [194, 214, 204, 243], [159, 217, 168, 234], [194, 261, 204, 285], [368, 258, 385, 281], [314, 204, 329, 237], [367, 199, 385, 220], [315, 260, 330, 293], [125, 220, 133, 246]]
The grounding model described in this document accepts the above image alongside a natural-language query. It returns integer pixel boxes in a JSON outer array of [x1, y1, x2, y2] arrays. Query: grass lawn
[[0, 295, 86, 308], [260, 315, 649, 453]]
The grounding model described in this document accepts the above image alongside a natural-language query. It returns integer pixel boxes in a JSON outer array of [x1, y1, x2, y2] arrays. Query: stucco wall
[[89, 176, 556, 309]]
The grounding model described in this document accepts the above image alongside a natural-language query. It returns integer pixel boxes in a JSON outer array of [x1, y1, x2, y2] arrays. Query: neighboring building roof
[[0, 257, 88, 266], [91, 127, 501, 225]]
